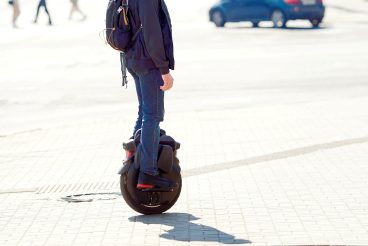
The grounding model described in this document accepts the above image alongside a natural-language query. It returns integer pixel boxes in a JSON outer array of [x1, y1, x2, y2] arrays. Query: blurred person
[[123, 0, 176, 190], [8, 0, 20, 28], [69, 0, 86, 20], [33, 0, 52, 25]]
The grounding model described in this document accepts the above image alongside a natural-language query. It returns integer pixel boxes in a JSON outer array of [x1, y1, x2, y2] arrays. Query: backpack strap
[[132, 25, 143, 42], [120, 52, 128, 88], [118, 0, 143, 88], [120, 0, 142, 43], [121, 0, 129, 25]]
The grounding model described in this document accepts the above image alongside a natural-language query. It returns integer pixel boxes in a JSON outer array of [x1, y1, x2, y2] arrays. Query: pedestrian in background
[[8, 0, 20, 28], [69, 0, 86, 21], [33, 0, 52, 25]]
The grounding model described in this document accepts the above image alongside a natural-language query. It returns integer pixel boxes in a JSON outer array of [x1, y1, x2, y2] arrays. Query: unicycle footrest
[[138, 187, 174, 192]]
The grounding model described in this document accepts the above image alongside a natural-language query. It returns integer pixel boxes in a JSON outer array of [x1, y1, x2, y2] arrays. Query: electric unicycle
[[118, 130, 182, 215]]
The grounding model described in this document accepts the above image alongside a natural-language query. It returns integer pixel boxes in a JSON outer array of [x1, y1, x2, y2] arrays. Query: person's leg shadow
[[129, 213, 251, 244]]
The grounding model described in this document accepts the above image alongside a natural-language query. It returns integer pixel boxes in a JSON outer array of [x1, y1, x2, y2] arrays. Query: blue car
[[209, 0, 325, 28]]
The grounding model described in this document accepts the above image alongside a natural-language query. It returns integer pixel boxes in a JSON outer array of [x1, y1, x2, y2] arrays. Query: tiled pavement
[[1, 98, 368, 246]]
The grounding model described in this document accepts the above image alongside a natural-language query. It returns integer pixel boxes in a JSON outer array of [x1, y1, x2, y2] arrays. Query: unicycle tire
[[120, 155, 182, 215]]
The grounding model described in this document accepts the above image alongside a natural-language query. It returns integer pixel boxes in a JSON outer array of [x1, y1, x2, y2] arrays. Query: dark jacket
[[126, 0, 174, 75]]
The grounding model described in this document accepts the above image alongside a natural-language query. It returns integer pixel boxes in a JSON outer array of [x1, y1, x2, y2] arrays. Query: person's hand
[[160, 73, 174, 91]]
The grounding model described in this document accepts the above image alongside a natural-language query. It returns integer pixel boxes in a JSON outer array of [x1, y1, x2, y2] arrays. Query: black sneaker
[[137, 172, 177, 192]]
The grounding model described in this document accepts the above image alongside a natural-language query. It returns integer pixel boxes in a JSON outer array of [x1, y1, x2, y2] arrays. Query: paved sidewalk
[[1, 98, 368, 246]]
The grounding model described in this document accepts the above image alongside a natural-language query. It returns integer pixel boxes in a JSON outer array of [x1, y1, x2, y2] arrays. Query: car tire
[[211, 10, 226, 28], [310, 19, 322, 28], [271, 10, 286, 28], [252, 22, 259, 28]]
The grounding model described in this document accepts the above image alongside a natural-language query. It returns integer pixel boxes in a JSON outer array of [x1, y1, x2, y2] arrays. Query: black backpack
[[105, 0, 141, 52]]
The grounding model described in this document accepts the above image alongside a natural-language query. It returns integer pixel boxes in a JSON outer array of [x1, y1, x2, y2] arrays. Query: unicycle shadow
[[129, 213, 251, 244]]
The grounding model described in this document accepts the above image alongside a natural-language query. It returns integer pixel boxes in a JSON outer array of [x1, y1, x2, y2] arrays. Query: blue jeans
[[129, 68, 165, 176]]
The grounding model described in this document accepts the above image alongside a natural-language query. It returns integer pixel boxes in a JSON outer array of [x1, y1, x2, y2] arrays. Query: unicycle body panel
[[119, 131, 182, 215]]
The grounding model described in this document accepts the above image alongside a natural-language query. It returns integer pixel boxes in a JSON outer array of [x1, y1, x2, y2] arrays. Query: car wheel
[[211, 10, 225, 27], [310, 19, 321, 28], [271, 10, 286, 28], [252, 22, 259, 28]]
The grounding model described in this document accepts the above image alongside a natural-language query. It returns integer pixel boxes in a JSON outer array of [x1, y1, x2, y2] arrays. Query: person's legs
[[12, 1, 20, 28], [78, 7, 87, 20], [131, 69, 176, 190], [131, 71, 143, 137], [74, 2, 86, 17], [137, 69, 164, 176], [43, 1, 52, 25], [34, 1, 42, 22], [69, 4, 76, 19], [69, 0, 86, 20]]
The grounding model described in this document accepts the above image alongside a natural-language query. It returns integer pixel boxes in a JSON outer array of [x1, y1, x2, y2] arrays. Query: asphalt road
[[0, 0, 367, 135]]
